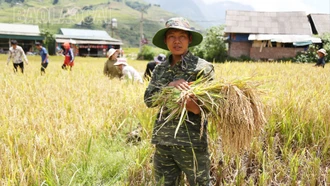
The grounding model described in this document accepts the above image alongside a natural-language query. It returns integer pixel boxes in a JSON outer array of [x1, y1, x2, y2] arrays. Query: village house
[[224, 10, 322, 60], [55, 28, 123, 57], [0, 23, 44, 54], [308, 13, 330, 36]]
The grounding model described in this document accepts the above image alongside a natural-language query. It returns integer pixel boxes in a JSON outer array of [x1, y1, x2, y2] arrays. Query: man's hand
[[168, 79, 190, 91], [169, 79, 201, 114], [184, 94, 201, 114]]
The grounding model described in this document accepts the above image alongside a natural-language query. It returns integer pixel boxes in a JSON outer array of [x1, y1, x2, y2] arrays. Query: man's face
[[12, 44, 17, 49], [165, 29, 192, 56], [318, 52, 324, 58], [110, 51, 118, 60], [36, 45, 41, 50]]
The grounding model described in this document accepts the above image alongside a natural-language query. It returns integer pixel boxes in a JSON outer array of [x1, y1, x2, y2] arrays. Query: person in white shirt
[[114, 58, 143, 84], [7, 40, 28, 73]]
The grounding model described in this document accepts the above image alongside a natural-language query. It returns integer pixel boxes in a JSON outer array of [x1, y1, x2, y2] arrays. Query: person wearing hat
[[144, 17, 214, 185], [143, 53, 167, 81], [61, 42, 75, 70], [103, 48, 123, 78], [314, 48, 327, 68], [114, 58, 143, 84], [35, 42, 49, 75], [7, 40, 29, 73]]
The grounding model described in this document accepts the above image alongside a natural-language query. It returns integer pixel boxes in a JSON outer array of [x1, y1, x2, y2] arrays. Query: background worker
[[35, 42, 49, 75], [7, 40, 28, 73], [143, 53, 166, 81], [61, 42, 74, 70]]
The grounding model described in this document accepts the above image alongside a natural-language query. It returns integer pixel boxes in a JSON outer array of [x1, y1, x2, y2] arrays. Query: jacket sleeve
[[196, 58, 215, 80], [20, 47, 28, 63], [144, 65, 168, 108], [69, 49, 74, 62]]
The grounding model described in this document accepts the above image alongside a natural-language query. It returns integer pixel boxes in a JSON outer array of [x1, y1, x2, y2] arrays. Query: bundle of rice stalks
[[152, 77, 267, 154]]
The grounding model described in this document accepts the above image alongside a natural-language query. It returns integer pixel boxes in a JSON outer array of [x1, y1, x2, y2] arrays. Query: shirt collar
[[165, 51, 193, 65]]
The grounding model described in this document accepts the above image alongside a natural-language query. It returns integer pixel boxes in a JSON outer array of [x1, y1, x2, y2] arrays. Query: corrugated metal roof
[[248, 34, 321, 43], [0, 23, 41, 36], [309, 13, 330, 35], [55, 38, 123, 45], [224, 10, 312, 35], [60, 28, 113, 40]]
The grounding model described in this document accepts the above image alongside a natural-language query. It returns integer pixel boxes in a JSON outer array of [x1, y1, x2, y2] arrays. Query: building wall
[[228, 41, 251, 58], [0, 39, 35, 53], [250, 47, 305, 60]]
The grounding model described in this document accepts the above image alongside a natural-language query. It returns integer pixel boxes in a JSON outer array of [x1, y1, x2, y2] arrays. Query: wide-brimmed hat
[[154, 53, 166, 63], [107, 48, 117, 58], [317, 48, 327, 56], [114, 58, 128, 66], [152, 17, 203, 50]]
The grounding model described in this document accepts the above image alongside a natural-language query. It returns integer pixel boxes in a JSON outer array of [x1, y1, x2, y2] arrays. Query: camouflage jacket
[[144, 51, 215, 147]]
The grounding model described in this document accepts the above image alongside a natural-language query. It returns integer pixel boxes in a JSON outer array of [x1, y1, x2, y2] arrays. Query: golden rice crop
[[152, 77, 267, 153]]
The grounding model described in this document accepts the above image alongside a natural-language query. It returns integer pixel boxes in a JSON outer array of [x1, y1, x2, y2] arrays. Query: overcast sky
[[202, 0, 330, 14]]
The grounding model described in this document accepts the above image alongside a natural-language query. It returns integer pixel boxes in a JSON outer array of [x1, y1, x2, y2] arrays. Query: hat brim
[[152, 27, 203, 50], [107, 49, 117, 58], [114, 62, 127, 66], [317, 50, 327, 56]]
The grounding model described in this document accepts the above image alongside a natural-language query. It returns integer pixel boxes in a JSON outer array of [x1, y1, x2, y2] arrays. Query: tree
[[81, 15, 94, 28], [320, 33, 330, 62], [191, 25, 227, 62], [40, 29, 56, 55], [293, 33, 330, 63]]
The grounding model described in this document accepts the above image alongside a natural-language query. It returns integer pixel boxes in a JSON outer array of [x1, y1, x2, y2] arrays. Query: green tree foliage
[[5, 0, 24, 3], [293, 45, 318, 63], [191, 25, 227, 62], [321, 33, 330, 53], [320, 33, 330, 62], [40, 29, 56, 55], [294, 33, 330, 63], [125, 1, 150, 12], [52, 0, 58, 5], [137, 45, 154, 60], [81, 15, 94, 29]]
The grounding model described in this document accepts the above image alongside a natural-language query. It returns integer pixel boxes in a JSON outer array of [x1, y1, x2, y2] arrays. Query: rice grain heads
[[152, 77, 267, 154]]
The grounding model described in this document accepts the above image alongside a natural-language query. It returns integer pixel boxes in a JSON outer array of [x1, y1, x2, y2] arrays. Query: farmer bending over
[[103, 48, 123, 78], [314, 48, 327, 68]]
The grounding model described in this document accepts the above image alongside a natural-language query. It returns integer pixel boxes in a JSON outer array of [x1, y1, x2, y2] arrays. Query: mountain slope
[[0, 0, 182, 47], [143, 0, 254, 28], [0, 0, 253, 46]]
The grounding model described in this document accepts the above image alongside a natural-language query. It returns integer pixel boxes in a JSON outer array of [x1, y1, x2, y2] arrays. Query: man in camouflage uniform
[[144, 17, 214, 186]]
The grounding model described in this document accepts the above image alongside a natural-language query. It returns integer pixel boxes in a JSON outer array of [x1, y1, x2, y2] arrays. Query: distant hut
[[224, 10, 321, 61]]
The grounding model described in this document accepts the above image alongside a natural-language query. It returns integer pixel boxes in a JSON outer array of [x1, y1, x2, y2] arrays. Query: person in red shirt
[[61, 42, 75, 70]]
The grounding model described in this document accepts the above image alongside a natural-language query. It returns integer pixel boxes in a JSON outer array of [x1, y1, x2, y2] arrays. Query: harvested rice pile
[[152, 77, 267, 153]]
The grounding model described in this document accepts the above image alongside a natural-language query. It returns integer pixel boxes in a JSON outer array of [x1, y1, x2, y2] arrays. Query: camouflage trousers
[[153, 144, 210, 186]]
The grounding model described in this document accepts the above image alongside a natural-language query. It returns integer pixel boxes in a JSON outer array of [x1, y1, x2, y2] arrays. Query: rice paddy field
[[1, 53, 330, 185]]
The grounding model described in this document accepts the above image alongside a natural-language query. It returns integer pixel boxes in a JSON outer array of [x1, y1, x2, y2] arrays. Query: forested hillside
[[0, 0, 186, 47]]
